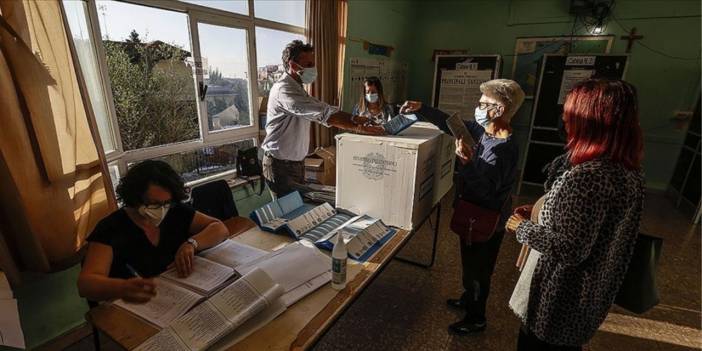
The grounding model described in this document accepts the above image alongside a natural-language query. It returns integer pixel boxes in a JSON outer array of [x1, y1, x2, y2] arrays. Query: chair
[[190, 180, 255, 236]]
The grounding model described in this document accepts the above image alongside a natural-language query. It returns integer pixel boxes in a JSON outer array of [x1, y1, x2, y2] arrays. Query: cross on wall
[[620, 27, 644, 53]]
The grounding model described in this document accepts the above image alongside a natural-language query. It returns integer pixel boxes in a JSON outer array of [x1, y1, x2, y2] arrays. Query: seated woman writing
[[78, 160, 230, 303]]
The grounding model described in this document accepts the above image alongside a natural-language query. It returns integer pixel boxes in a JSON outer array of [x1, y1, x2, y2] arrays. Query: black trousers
[[459, 230, 505, 322], [517, 325, 582, 351], [262, 154, 305, 198]]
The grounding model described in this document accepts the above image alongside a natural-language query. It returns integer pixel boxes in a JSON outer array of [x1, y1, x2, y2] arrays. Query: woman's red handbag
[[450, 199, 501, 245]]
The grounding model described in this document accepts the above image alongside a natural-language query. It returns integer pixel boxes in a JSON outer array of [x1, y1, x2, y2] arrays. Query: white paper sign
[[438, 69, 493, 120], [557, 69, 595, 104], [565, 56, 596, 66]]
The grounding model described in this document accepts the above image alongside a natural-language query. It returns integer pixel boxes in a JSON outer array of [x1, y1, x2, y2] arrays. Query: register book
[[251, 191, 396, 261]]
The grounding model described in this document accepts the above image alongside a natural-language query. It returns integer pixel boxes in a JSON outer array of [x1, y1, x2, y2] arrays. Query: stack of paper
[[0, 271, 24, 349], [135, 268, 285, 351], [235, 242, 331, 307], [161, 257, 236, 296]]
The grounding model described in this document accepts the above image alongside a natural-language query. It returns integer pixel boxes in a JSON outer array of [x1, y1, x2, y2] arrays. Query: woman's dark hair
[[357, 76, 387, 114], [115, 160, 187, 207], [282, 40, 314, 70], [563, 79, 643, 169]]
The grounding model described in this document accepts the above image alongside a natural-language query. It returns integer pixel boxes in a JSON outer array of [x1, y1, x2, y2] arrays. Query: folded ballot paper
[[251, 191, 396, 261], [383, 113, 419, 135]]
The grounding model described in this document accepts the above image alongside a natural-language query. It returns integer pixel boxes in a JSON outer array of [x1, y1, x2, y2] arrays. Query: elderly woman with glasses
[[401, 79, 525, 336], [78, 160, 230, 303]]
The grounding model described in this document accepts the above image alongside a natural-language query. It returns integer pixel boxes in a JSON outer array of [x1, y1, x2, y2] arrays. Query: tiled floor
[[66, 190, 701, 351]]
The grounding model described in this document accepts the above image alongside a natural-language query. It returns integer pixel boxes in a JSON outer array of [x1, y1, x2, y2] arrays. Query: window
[[180, 0, 248, 15], [254, 0, 306, 27], [198, 22, 251, 132], [64, 0, 306, 185], [142, 139, 255, 184], [255, 27, 304, 97], [97, 0, 199, 151], [63, 0, 117, 154]]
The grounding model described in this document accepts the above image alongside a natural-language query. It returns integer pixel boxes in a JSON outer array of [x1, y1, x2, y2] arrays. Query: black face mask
[[557, 117, 567, 142]]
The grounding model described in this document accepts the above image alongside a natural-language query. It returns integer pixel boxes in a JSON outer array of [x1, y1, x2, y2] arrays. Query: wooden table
[[86, 221, 413, 350]]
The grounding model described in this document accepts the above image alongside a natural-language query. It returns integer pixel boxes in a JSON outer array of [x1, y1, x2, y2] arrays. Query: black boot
[[446, 298, 467, 310], [448, 317, 487, 335]]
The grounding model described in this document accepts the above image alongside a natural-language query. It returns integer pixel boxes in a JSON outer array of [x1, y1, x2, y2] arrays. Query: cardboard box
[[304, 146, 336, 186], [335, 122, 453, 230]]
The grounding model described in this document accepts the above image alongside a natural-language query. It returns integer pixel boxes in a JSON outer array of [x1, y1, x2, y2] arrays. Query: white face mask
[[365, 93, 379, 103], [138, 205, 169, 226], [474, 107, 491, 128], [291, 61, 317, 84]]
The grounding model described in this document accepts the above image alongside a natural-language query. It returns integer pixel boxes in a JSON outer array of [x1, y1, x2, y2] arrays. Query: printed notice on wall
[[438, 69, 493, 120], [557, 69, 595, 104]]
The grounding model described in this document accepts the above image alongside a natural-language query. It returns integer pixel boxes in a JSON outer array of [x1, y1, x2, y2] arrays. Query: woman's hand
[[121, 277, 157, 303], [455, 137, 473, 165], [171, 242, 195, 278], [514, 204, 534, 220], [400, 100, 422, 114], [506, 214, 526, 234]]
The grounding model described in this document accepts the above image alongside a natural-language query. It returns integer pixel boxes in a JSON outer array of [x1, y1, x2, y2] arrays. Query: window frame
[[74, 0, 306, 180]]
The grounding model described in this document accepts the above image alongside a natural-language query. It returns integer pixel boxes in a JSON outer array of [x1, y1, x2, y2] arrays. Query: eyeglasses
[[476, 102, 501, 110], [142, 202, 173, 210]]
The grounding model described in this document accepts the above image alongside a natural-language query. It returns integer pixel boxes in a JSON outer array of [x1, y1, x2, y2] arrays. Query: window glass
[[254, 0, 305, 27], [134, 139, 255, 183], [255, 27, 304, 97], [96, 0, 199, 150], [63, 0, 116, 153], [180, 0, 248, 15], [198, 23, 252, 132]]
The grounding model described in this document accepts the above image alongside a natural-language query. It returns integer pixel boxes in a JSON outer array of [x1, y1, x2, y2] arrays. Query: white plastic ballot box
[[335, 122, 454, 230]]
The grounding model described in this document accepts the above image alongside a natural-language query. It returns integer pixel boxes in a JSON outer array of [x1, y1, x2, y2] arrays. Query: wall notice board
[[518, 54, 629, 192], [431, 55, 501, 121], [347, 57, 408, 109]]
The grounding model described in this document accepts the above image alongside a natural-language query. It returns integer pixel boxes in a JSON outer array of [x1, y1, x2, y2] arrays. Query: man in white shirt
[[261, 40, 384, 197]]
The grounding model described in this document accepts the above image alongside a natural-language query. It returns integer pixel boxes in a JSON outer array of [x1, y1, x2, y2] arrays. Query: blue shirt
[[418, 106, 519, 225]]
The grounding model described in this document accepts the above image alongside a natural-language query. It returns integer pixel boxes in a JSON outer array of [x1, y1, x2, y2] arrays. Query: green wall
[[345, 0, 701, 190]]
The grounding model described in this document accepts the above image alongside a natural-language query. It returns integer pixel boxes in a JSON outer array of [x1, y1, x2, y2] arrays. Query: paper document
[[114, 278, 204, 327], [446, 112, 475, 146], [236, 242, 331, 294], [281, 271, 331, 307], [161, 256, 235, 295], [136, 268, 285, 351], [0, 299, 24, 349], [200, 240, 268, 269]]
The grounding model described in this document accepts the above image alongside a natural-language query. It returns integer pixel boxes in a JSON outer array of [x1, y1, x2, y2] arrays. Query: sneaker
[[446, 298, 467, 310], [448, 319, 487, 335]]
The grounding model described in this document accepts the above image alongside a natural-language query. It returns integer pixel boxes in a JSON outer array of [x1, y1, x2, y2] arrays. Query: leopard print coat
[[515, 157, 645, 346]]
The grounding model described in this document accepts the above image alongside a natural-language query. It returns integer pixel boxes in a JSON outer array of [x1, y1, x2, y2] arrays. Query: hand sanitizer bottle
[[331, 232, 348, 290]]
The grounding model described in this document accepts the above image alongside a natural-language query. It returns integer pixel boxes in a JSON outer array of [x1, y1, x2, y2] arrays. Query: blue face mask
[[474, 107, 490, 128]]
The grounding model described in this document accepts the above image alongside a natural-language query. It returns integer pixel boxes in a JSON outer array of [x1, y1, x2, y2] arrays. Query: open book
[[134, 268, 284, 351], [251, 192, 396, 261], [383, 113, 419, 135], [113, 241, 268, 327]]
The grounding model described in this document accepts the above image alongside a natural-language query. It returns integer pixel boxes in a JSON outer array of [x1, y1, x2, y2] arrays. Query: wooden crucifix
[[620, 27, 644, 53]]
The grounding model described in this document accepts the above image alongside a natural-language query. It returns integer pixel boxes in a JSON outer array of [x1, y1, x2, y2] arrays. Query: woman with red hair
[[505, 79, 645, 350]]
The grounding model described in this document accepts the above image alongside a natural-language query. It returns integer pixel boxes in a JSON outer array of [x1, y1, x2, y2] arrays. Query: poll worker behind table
[[505, 79, 645, 351], [401, 79, 525, 335], [351, 76, 396, 125], [78, 161, 230, 303], [261, 40, 385, 198]]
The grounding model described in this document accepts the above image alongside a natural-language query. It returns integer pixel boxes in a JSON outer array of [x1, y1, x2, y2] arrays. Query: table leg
[[394, 202, 441, 269]]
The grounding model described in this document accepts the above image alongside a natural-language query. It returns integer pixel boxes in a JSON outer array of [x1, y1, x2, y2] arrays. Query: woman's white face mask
[[365, 93, 379, 103], [138, 205, 169, 226]]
